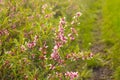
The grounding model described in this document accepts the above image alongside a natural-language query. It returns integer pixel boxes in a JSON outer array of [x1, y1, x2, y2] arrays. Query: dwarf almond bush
[[0, 0, 103, 80]]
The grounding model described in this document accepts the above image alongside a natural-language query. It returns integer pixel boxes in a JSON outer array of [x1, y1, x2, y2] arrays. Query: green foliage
[[86, 54, 104, 68], [0, 0, 100, 80], [114, 66, 120, 80], [0, 0, 120, 79]]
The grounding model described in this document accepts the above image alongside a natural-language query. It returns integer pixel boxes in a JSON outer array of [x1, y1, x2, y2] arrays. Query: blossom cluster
[[65, 71, 78, 80], [27, 35, 39, 49], [0, 29, 9, 36], [82, 52, 94, 60], [50, 12, 82, 79], [51, 17, 67, 61]]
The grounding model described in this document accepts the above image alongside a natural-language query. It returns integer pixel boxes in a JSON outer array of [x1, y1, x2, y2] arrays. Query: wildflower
[[0, 0, 3, 4], [21, 45, 26, 51], [27, 42, 36, 48], [3, 60, 10, 68], [39, 41, 48, 55], [65, 71, 78, 80], [0, 0, 2, 3], [82, 56, 86, 60], [58, 25, 64, 34], [39, 55, 47, 60], [57, 25, 68, 43], [42, 4, 48, 10], [89, 52, 94, 58], [71, 27, 78, 35], [51, 17, 68, 61], [11, 24, 16, 29], [33, 35, 39, 42], [41, 4, 48, 13], [65, 54, 71, 59], [43, 41, 48, 48], [82, 52, 94, 60], [51, 50, 60, 60], [71, 21, 75, 25], [45, 14, 52, 18], [73, 16, 76, 19], [58, 59, 64, 64], [72, 12, 82, 20], [59, 17, 66, 26], [54, 45, 59, 50], [27, 35, 38, 48], [39, 47, 42, 51], [49, 64, 55, 70], [3, 29, 9, 36], [24, 75, 28, 80], [68, 33, 75, 41], [76, 12, 82, 17]]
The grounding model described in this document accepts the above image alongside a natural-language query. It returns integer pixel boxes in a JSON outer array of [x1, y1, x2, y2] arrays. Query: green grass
[[102, 0, 120, 79]]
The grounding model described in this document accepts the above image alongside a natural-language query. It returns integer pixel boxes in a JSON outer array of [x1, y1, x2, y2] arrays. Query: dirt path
[[90, 10, 104, 54], [89, 1, 113, 80]]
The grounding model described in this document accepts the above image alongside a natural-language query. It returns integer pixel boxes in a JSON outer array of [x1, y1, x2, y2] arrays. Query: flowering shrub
[[65, 71, 78, 80], [0, 0, 103, 80]]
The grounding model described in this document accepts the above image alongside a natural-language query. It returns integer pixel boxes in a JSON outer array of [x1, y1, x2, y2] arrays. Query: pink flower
[[42, 4, 48, 10], [89, 52, 93, 58], [71, 21, 75, 25], [39, 47, 42, 51], [0, 0, 3, 3], [57, 25, 68, 43], [58, 59, 64, 64], [11, 24, 16, 29], [71, 27, 77, 35], [33, 35, 38, 43], [3, 29, 9, 36], [43, 41, 48, 48], [59, 17, 66, 26], [54, 45, 59, 50], [49, 64, 55, 70], [76, 12, 82, 17], [39, 41, 48, 55], [21, 45, 26, 51], [27, 35, 38, 48], [27, 42, 36, 48], [54, 41, 63, 48], [41, 4, 48, 13], [58, 25, 64, 34], [51, 50, 60, 60], [65, 71, 78, 80], [68, 33, 75, 41], [82, 56, 87, 60], [24, 75, 28, 80], [45, 14, 52, 18]]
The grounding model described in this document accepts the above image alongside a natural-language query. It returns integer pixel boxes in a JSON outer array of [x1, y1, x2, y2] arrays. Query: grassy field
[[0, 0, 120, 80], [79, 0, 120, 79]]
